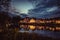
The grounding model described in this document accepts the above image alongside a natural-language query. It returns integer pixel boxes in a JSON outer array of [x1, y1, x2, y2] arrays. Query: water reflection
[[20, 25, 60, 31], [29, 25, 35, 30]]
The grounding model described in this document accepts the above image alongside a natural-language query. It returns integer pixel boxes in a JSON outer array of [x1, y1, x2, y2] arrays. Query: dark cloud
[[28, 0, 60, 18], [1, 0, 60, 19]]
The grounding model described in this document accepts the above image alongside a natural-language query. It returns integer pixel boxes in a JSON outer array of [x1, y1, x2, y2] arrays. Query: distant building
[[29, 18, 36, 23], [56, 20, 60, 24]]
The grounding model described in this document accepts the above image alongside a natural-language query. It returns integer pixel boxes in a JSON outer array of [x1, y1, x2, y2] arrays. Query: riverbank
[[0, 31, 60, 40]]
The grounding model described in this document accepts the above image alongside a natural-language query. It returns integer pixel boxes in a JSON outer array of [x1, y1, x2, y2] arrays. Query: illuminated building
[[56, 20, 60, 24], [29, 18, 36, 23]]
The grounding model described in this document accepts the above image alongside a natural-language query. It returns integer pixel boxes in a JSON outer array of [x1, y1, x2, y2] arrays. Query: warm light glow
[[48, 27, 55, 31], [15, 28, 19, 32], [6, 24, 9, 27], [49, 27, 52, 30], [20, 25, 24, 28], [46, 21, 51, 23], [56, 27, 60, 30], [52, 28, 55, 31], [39, 20, 45, 23], [29, 19, 35, 23], [29, 25, 35, 30], [56, 20, 60, 23], [0, 29, 2, 32], [46, 27, 49, 29], [39, 27, 43, 30], [20, 20, 23, 23]]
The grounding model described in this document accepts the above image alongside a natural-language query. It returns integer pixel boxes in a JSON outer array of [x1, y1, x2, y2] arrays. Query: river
[[19, 28, 60, 39]]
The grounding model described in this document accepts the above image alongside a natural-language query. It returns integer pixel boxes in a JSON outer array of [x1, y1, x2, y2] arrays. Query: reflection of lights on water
[[20, 24, 60, 31], [50, 28, 55, 31], [29, 25, 35, 30], [56, 27, 60, 30], [49, 27, 52, 30], [39, 27, 42, 29], [46, 27, 49, 29], [0, 29, 2, 32], [46, 27, 55, 31], [38, 26, 44, 30], [52, 28, 55, 31]]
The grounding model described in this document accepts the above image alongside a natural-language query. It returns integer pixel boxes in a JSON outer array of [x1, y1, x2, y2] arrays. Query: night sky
[[11, 0, 60, 18]]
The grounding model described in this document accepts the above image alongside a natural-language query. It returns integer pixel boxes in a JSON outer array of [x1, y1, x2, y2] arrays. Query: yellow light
[[29, 25, 35, 30], [29, 19, 35, 23]]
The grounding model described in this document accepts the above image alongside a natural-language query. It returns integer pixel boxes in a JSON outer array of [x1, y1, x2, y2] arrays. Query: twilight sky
[[11, 0, 60, 18], [12, 0, 34, 14]]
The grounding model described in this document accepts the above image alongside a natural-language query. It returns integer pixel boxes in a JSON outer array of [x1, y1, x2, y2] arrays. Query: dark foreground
[[0, 31, 60, 40]]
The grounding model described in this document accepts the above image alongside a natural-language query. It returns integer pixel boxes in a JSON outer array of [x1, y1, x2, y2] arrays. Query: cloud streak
[[28, 0, 60, 18]]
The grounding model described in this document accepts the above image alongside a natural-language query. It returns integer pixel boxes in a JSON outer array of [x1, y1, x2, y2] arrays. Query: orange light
[[29, 25, 35, 30], [29, 19, 35, 23], [39, 20, 45, 23], [39, 27, 43, 29], [52, 28, 55, 31], [56, 27, 60, 30], [56, 20, 60, 23], [49, 27, 52, 30]]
